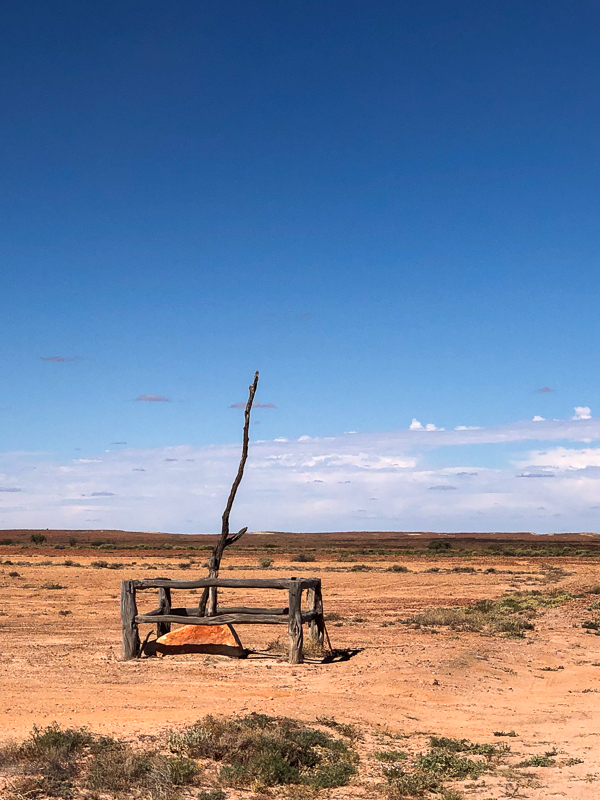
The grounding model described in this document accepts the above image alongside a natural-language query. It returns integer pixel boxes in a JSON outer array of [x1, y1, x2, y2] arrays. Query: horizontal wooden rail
[[133, 577, 320, 591], [135, 610, 318, 627], [142, 605, 289, 618], [136, 612, 288, 626], [217, 606, 288, 615]]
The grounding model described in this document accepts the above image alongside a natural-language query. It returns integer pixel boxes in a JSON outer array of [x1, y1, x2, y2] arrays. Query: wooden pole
[[287, 579, 304, 664], [156, 584, 171, 638], [120, 580, 140, 660], [307, 581, 325, 646], [199, 372, 258, 616]]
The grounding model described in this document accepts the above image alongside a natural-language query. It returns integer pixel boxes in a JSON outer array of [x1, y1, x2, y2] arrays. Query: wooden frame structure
[[121, 575, 325, 664]]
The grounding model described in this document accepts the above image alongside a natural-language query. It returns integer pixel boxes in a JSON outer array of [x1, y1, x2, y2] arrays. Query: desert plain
[[1, 528, 600, 799]]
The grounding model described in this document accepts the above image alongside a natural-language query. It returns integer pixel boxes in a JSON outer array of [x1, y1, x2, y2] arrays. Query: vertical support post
[[120, 579, 140, 660], [308, 580, 325, 646], [287, 579, 304, 664], [157, 584, 171, 638], [208, 584, 218, 616]]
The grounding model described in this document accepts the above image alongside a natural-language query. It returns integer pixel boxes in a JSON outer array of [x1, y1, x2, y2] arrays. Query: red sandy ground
[[1, 530, 600, 799]]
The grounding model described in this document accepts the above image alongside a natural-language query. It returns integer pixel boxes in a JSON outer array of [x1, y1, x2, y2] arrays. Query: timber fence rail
[[120, 576, 326, 664]]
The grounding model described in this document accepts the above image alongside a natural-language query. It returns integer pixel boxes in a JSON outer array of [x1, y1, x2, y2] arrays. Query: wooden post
[[120, 580, 140, 660], [156, 583, 171, 638], [287, 579, 303, 664], [307, 581, 325, 646]]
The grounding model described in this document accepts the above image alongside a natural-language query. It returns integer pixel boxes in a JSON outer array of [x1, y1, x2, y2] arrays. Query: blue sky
[[1, 1, 600, 532]]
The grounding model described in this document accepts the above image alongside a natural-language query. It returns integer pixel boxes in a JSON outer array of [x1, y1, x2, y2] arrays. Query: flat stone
[[151, 623, 246, 658]]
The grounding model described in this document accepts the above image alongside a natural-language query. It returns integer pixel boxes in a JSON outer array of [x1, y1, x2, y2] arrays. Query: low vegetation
[[0, 717, 578, 799], [383, 736, 509, 798], [402, 591, 574, 638], [167, 714, 358, 790]]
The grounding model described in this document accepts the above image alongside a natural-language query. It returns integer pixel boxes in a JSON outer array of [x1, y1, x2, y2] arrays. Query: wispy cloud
[[2, 415, 600, 534], [537, 386, 554, 393], [0, 487, 22, 492], [135, 394, 171, 402], [41, 356, 81, 362], [111, 442, 127, 445], [516, 472, 556, 478]]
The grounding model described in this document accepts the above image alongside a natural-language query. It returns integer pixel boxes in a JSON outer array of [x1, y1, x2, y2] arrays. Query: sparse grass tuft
[[387, 564, 410, 573], [375, 749, 408, 761], [40, 582, 65, 590], [292, 553, 316, 562], [315, 717, 361, 739], [258, 556, 273, 569]]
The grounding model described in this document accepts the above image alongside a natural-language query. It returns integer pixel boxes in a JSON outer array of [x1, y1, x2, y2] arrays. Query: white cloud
[[517, 447, 600, 471], [532, 416, 545, 422], [455, 425, 482, 430], [410, 419, 444, 431], [573, 406, 592, 420]]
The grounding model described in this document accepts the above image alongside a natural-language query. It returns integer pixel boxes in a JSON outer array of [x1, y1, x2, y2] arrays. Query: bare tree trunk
[[199, 371, 258, 616]]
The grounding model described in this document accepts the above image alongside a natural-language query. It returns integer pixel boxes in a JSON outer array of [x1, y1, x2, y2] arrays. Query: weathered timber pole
[[287, 579, 304, 664], [156, 583, 171, 638], [199, 371, 258, 616], [120, 579, 140, 660], [307, 580, 325, 646]]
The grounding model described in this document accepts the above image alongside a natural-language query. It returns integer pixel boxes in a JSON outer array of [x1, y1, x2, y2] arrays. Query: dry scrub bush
[[0, 723, 198, 800]]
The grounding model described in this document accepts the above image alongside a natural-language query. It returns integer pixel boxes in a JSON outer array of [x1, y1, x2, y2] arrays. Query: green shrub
[[582, 620, 600, 630], [258, 557, 273, 569], [30, 534, 47, 545], [168, 714, 357, 790], [428, 540, 451, 552], [384, 765, 441, 796], [387, 564, 409, 573], [518, 754, 556, 767], [416, 751, 487, 779]]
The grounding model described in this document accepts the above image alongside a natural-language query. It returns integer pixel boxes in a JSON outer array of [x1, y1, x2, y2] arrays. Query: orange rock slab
[[152, 623, 246, 658]]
